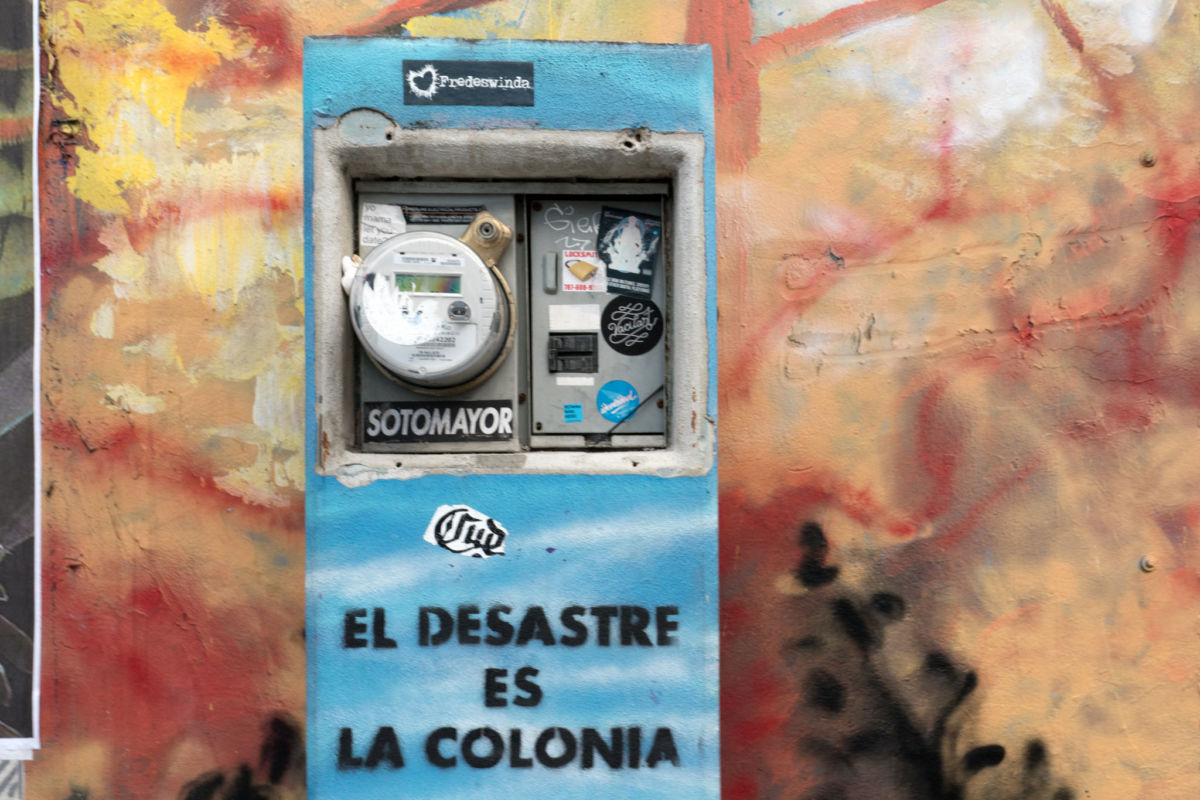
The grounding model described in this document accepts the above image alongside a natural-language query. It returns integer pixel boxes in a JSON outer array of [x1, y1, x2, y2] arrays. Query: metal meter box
[[528, 196, 667, 441], [354, 189, 524, 454], [351, 184, 669, 452], [305, 38, 717, 800]]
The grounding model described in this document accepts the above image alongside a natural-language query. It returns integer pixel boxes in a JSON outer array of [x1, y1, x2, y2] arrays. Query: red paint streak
[[902, 455, 1041, 575], [723, 290, 817, 398], [923, 86, 962, 221], [721, 486, 821, 799], [0, 50, 32, 70], [40, 411, 301, 795], [0, 115, 31, 145], [1169, 567, 1200, 600], [217, 8, 302, 87], [340, 0, 493, 36], [722, 485, 831, 563], [121, 186, 301, 256], [721, 655, 792, 742], [1151, 196, 1200, 276], [750, 0, 952, 68], [686, 0, 952, 172], [913, 379, 962, 523], [42, 532, 296, 797], [1140, 158, 1200, 204], [1037, 0, 1128, 120], [1039, 0, 1084, 53], [41, 416, 303, 536], [267, 186, 298, 214], [1102, 391, 1158, 430], [928, 458, 1039, 554], [38, 97, 111, 296], [723, 242, 883, 399], [881, 458, 1040, 583], [725, 775, 761, 800], [686, 0, 759, 172]]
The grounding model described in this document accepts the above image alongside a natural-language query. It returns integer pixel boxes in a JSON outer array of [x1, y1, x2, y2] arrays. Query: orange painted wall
[[32, 1, 1200, 798]]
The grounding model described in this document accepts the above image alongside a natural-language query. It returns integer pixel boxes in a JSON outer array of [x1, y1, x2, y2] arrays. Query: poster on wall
[[0, 0, 40, 761]]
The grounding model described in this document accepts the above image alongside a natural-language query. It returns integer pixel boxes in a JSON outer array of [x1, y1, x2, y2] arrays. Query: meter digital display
[[394, 273, 462, 294]]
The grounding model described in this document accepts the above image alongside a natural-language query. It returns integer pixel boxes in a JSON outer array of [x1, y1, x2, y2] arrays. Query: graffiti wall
[[31, 1, 1200, 799]]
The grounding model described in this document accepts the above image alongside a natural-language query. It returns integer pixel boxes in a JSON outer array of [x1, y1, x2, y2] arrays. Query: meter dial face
[[349, 231, 511, 391]]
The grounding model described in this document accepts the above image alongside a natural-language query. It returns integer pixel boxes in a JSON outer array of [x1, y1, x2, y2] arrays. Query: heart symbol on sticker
[[406, 64, 438, 99]]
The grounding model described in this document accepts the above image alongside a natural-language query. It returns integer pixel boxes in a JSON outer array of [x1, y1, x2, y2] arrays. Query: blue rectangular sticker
[[563, 403, 584, 423]]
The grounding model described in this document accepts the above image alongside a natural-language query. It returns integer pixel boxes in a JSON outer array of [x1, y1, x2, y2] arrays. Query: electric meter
[[348, 213, 515, 394]]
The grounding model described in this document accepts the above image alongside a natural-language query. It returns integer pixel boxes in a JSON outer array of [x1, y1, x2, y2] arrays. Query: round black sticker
[[601, 296, 663, 356]]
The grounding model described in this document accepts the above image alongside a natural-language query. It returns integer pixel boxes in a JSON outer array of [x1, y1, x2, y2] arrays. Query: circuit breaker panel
[[350, 182, 669, 453]]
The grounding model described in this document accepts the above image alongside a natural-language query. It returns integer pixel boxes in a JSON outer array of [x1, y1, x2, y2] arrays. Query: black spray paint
[[787, 521, 1075, 800], [177, 714, 304, 800]]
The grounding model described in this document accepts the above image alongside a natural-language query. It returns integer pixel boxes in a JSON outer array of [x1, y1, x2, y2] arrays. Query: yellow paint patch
[[404, 0, 686, 43], [46, 0, 246, 214]]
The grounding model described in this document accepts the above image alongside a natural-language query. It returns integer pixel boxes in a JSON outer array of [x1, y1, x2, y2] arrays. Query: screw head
[[1139, 556, 1156, 573]]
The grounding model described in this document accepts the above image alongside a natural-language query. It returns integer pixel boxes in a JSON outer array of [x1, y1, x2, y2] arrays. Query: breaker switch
[[548, 333, 599, 373]]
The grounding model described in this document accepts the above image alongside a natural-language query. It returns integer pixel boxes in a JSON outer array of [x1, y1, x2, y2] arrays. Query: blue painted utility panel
[[304, 38, 716, 799]]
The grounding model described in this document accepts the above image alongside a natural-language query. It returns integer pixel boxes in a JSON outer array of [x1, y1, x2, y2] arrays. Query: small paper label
[[393, 253, 463, 268], [401, 205, 484, 226], [402, 322, 477, 364], [563, 404, 584, 423], [548, 303, 600, 332], [561, 249, 606, 293], [359, 202, 407, 247], [555, 376, 595, 387]]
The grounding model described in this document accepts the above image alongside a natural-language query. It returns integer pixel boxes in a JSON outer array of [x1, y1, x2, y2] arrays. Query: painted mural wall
[[31, 1, 1200, 799]]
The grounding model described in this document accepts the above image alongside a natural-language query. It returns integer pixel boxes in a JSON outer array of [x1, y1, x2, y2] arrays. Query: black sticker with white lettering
[[364, 400, 514, 443], [601, 296, 663, 356], [403, 60, 534, 107], [400, 205, 484, 226]]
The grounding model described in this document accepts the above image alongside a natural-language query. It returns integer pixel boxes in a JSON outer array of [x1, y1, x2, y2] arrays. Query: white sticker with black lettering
[[359, 202, 407, 247], [424, 505, 508, 558], [398, 322, 477, 364]]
